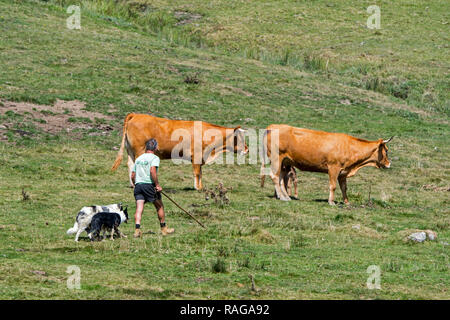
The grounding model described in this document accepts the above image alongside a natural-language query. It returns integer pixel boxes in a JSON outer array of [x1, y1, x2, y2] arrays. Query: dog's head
[[118, 203, 128, 223], [122, 206, 128, 223]]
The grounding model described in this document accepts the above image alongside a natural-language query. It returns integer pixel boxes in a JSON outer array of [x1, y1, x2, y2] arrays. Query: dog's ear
[[118, 202, 123, 210]]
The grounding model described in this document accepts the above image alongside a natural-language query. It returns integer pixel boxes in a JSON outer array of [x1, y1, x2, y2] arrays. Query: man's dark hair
[[145, 138, 158, 151]]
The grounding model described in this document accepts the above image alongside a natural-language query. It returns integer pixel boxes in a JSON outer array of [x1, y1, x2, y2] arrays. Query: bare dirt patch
[[0, 99, 117, 140]]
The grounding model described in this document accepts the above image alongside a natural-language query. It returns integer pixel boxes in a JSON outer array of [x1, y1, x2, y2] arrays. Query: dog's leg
[[110, 228, 114, 241], [116, 227, 127, 238], [75, 229, 83, 242]]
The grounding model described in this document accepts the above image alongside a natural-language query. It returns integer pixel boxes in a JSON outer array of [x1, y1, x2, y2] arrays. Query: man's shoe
[[161, 226, 174, 235], [133, 228, 142, 238]]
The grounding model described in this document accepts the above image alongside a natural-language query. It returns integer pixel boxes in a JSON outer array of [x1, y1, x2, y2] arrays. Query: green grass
[[0, 0, 448, 299], [42, 0, 450, 115]]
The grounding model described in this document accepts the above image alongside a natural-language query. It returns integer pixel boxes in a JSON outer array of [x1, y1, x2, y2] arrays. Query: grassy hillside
[[0, 0, 448, 299], [45, 0, 450, 115]]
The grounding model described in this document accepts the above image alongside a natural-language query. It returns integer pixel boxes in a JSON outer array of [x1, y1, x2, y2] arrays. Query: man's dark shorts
[[134, 183, 161, 203]]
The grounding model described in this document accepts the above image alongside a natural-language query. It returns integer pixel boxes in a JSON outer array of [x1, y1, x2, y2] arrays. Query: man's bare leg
[[154, 199, 174, 235], [134, 199, 145, 238]]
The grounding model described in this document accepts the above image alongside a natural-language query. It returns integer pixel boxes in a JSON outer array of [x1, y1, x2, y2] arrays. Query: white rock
[[408, 232, 427, 243], [425, 230, 437, 241], [352, 224, 361, 230]]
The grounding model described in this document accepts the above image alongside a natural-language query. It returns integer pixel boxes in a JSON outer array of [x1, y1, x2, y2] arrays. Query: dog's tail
[[66, 222, 79, 235], [260, 129, 270, 188], [111, 113, 135, 171]]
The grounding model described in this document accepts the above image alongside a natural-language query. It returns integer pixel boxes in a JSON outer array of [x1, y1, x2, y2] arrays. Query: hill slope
[[0, 0, 448, 299]]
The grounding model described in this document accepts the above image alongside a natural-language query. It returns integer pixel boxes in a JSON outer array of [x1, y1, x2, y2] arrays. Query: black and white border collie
[[67, 203, 128, 241], [88, 211, 128, 241]]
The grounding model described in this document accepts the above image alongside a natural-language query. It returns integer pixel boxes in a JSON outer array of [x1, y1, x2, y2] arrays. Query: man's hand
[[131, 172, 136, 187], [150, 166, 161, 192]]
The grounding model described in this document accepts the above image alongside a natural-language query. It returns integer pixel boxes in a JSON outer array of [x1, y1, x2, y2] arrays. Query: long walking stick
[[161, 191, 206, 229]]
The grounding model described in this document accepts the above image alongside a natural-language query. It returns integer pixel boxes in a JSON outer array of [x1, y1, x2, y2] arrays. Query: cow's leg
[[274, 171, 288, 199], [279, 168, 291, 201], [198, 165, 203, 190], [338, 175, 349, 205], [284, 171, 292, 197], [293, 170, 299, 198], [127, 155, 135, 188], [291, 169, 299, 199], [192, 164, 203, 190], [270, 159, 290, 201], [327, 166, 340, 205], [283, 169, 292, 197]]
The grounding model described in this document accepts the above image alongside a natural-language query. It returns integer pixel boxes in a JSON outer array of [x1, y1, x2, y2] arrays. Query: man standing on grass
[[131, 138, 174, 237]]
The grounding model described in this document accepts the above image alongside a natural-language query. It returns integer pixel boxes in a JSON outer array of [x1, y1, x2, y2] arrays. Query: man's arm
[[150, 166, 162, 192]]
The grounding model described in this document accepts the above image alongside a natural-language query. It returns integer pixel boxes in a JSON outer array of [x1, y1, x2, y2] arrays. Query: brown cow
[[260, 124, 392, 204], [111, 113, 248, 189]]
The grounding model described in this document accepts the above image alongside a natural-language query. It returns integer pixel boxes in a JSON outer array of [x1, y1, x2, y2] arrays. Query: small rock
[[439, 241, 449, 246], [352, 224, 361, 230], [425, 230, 437, 241], [408, 232, 427, 243], [32, 270, 47, 276]]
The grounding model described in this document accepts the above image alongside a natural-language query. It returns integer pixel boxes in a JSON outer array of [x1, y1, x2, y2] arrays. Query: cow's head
[[232, 126, 249, 155], [376, 136, 393, 169]]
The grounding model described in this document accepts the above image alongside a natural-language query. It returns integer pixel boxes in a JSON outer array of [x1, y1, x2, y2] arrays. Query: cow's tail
[[66, 221, 78, 235], [260, 129, 270, 188], [111, 113, 134, 171]]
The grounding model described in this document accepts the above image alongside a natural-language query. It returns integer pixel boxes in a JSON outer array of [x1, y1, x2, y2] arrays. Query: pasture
[[0, 0, 448, 299]]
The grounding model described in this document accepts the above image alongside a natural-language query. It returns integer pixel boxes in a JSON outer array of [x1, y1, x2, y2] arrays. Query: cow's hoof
[[328, 201, 336, 206], [280, 197, 291, 202]]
